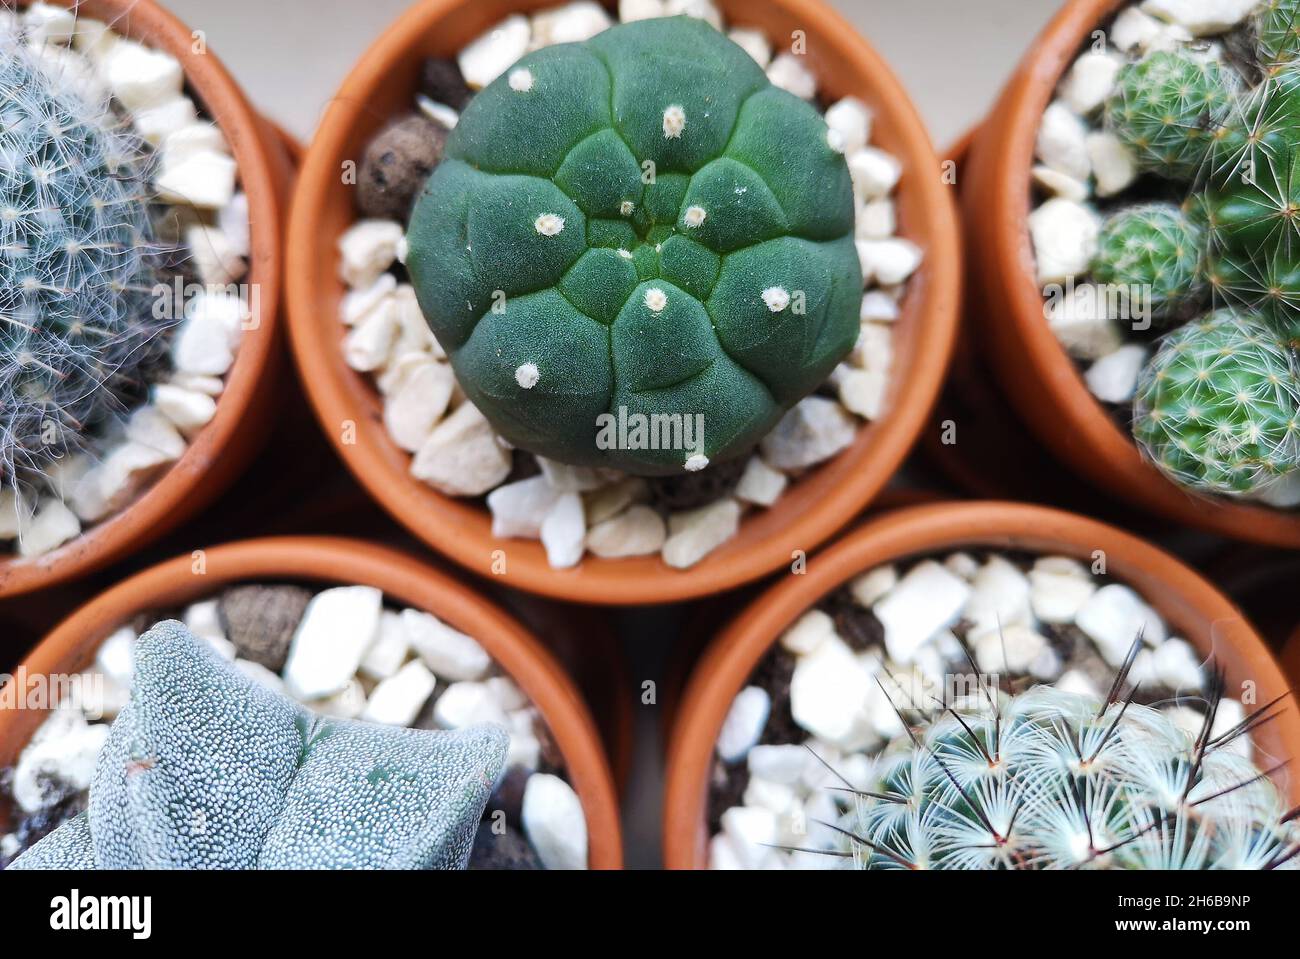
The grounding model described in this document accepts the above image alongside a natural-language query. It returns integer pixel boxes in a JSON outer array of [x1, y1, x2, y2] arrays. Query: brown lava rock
[[706, 756, 749, 834], [749, 647, 803, 746], [820, 592, 884, 653], [469, 821, 543, 870], [356, 113, 448, 222], [420, 57, 474, 111], [217, 584, 313, 672]]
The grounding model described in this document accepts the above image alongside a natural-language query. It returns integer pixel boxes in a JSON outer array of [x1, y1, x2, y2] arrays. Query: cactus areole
[[406, 17, 863, 476]]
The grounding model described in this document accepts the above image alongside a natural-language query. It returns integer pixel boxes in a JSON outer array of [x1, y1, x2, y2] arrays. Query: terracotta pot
[[286, 0, 961, 605], [0, 537, 623, 868], [662, 500, 1300, 868], [1284, 628, 1300, 690], [0, 0, 294, 597], [961, 0, 1300, 547]]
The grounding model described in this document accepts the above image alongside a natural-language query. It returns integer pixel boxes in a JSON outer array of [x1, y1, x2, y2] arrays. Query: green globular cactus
[[0, 31, 170, 495], [1092, 203, 1206, 322], [1104, 50, 1237, 180], [1132, 312, 1300, 497], [406, 16, 862, 476], [10, 621, 508, 870], [1256, 0, 1300, 66], [829, 666, 1298, 870]]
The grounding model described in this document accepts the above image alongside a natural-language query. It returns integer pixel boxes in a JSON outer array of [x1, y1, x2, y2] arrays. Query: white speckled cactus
[[824, 652, 1298, 870], [11, 621, 508, 870]]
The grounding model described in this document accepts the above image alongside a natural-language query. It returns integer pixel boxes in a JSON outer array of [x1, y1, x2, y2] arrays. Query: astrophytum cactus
[[406, 16, 862, 476], [0, 29, 169, 495], [11, 621, 508, 870], [819, 645, 1298, 870]]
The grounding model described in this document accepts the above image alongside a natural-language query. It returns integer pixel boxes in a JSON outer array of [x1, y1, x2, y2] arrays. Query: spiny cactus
[[10, 621, 508, 870], [819, 646, 1298, 870], [1092, 203, 1206, 322], [407, 16, 862, 476], [1098, 20, 1300, 497], [1105, 50, 1236, 180], [1132, 312, 1300, 496], [0, 29, 169, 497]]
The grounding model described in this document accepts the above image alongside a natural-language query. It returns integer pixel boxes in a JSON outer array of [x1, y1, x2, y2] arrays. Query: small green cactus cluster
[[407, 16, 862, 476], [827, 653, 1298, 870], [0, 29, 170, 496], [1096, 2, 1300, 499], [1134, 312, 1300, 497], [10, 622, 507, 870]]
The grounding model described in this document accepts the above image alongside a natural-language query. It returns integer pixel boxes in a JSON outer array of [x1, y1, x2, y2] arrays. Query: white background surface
[[164, 0, 1067, 866], [169, 0, 1062, 149]]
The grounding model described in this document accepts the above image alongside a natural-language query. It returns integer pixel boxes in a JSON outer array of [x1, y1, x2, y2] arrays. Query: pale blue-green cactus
[[11, 621, 508, 870]]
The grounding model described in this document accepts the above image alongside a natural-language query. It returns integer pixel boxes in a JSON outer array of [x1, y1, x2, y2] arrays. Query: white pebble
[[859, 290, 900, 322], [836, 365, 888, 420], [874, 560, 972, 664], [856, 198, 897, 239], [384, 359, 455, 452], [663, 497, 741, 569], [24, 3, 76, 44], [824, 97, 872, 155], [541, 492, 587, 569], [522, 773, 588, 870], [434, 681, 507, 729], [1060, 51, 1123, 114], [735, 456, 787, 507], [1075, 584, 1167, 667], [132, 97, 198, 148], [283, 586, 383, 700], [1029, 556, 1097, 623], [585, 504, 666, 558], [102, 38, 183, 111], [153, 383, 218, 436], [620, 0, 667, 20], [17, 498, 80, 557], [343, 300, 398, 372], [155, 149, 238, 210], [1033, 165, 1091, 203], [360, 610, 410, 681], [1087, 131, 1139, 198], [779, 609, 836, 656], [1141, 0, 1259, 35], [1030, 198, 1101, 284], [857, 238, 923, 285], [537, 457, 609, 492], [531, 1, 612, 46], [963, 556, 1033, 634], [759, 397, 857, 470], [338, 219, 405, 288], [410, 402, 512, 497], [1045, 282, 1123, 359], [1151, 637, 1204, 691], [95, 627, 136, 686], [459, 14, 531, 89], [790, 636, 877, 750], [850, 565, 897, 607], [747, 745, 810, 784], [716, 686, 771, 763], [1036, 101, 1091, 182], [489, 475, 563, 539], [341, 273, 397, 327], [362, 659, 437, 726], [1085, 344, 1148, 404], [728, 27, 772, 67], [847, 147, 903, 200], [312, 679, 367, 718], [767, 53, 816, 100], [973, 623, 1050, 676], [403, 607, 491, 681], [12, 708, 108, 814]]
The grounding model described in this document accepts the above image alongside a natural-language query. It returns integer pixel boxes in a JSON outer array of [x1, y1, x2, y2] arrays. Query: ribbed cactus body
[[1092, 203, 1206, 321], [842, 684, 1297, 870], [406, 17, 862, 476], [1132, 313, 1300, 496], [11, 622, 509, 870], [1256, 0, 1300, 66], [1105, 51, 1236, 180], [0, 31, 167, 493]]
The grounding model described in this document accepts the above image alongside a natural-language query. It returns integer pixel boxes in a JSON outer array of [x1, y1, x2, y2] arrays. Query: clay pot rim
[[0, 0, 287, 597], [0, 535, 623, 869], [285, 0, 961, 606], [964, 0, 1300, 547], [661, 499, 1300, 869]]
